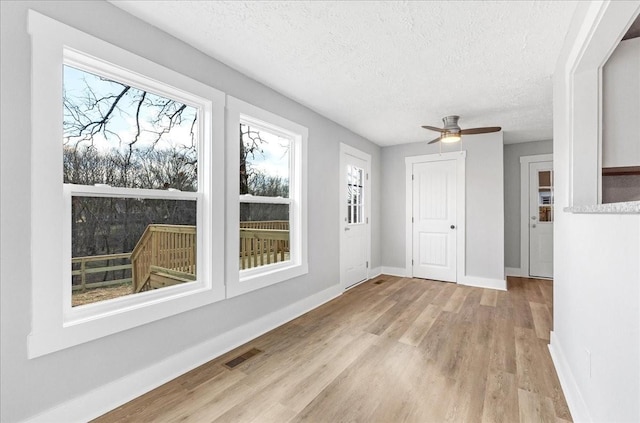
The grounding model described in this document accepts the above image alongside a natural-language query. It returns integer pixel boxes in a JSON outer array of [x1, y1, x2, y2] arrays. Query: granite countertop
[[564, 200, 640, 214]]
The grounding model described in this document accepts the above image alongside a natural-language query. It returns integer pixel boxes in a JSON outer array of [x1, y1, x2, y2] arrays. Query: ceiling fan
[[422, 115, 501, 144]]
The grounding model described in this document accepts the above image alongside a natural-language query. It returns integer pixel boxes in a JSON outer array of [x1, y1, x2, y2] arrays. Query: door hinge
[[412, 259, 414, 265], [366, 173, 369, 180], [412, 217, 414, 223], [366, 217, 369, 224], [366, 261, 369, 268], [412, 174, 414, 180]]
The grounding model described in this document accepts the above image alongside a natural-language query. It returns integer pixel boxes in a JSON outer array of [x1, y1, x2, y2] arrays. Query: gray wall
[[503, 140, 553, 269], [381, 133, 505, 282], [0, 2, 381, 421]]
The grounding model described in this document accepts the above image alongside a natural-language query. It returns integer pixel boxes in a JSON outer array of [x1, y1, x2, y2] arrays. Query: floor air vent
[[374, 278, 386, 285], [224, 348, 262, 369]]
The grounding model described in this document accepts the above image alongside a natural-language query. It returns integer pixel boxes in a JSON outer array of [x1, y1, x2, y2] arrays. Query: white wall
[[551, 2, 640, 422], [503, 140, 553, 269], [381, 133, 505, 285], [0, 1, 381, 421]]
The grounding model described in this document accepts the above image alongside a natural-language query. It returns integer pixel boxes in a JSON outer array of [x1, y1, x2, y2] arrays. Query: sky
[[64, 64, 289, 182], [63, 65, 198, 156]]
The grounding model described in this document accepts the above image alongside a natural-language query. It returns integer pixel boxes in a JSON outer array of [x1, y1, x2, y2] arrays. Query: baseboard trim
[[369, 266, 382, 279], [505, 267, 528, 277], [381, 266, 407, 277], [22, 285, 343, 423], [459, 275, 506, 291], [548, 331, 592, 423]]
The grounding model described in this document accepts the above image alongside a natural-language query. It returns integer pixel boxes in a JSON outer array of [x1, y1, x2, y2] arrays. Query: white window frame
[[226, 96, 308, 297], [28, 11, 226, 358]]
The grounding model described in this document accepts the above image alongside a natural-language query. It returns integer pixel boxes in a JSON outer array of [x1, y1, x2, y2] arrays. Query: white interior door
[[529, 161, 554, 278], [340, 148, 369, 288], [412, 160, 457, 282]]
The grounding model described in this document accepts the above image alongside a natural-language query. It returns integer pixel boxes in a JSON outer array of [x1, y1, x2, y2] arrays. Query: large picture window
[[226, 97, 308, 297], [64, 63, 201, 306], [28, 11, 225, 357]]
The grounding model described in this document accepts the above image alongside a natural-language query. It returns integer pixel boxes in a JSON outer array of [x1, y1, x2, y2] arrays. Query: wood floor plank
[[94, 276, 572, 423], [488, 315, 517, 374], [380, 285, 436, 340], [518, 388, 557, 423], [149, 371, 252, 423], [530, 301, 552, 340], [482, 371, 519, 423], [515, 327, 554, 395], [280, 332, 378, 412], [481, 288, 498, 307], [442, 286, 470, 313], [247, 402, 296, 423], [292, 339, 415, 423], [398, 303, 441, 346]]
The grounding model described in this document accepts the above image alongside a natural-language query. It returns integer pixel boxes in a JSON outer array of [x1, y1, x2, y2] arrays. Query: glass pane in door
[[538, 170, 554, 222], [347, 165, 364, 224]]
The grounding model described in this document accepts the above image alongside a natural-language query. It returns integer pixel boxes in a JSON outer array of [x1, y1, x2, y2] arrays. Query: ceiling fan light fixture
[[441, 132, 461, 143]]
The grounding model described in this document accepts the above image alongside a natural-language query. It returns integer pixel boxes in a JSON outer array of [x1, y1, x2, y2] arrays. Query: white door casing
[[405, 151, 466, 282], [519, 154, 553, 278], [529, 161, 554, 278], [339, 144, 371, 289]]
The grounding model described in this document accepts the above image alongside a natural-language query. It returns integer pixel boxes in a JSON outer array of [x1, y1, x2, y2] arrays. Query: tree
[[63, 66, 291, 281], [64, 66, 199, 287]]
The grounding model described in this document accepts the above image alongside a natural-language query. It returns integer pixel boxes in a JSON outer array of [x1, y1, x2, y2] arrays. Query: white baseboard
[[548, 331, 592, 423], [368, 266, 382, 279], [505, 267, 528, 277], [22, 285, 343, 423], [381, 266, 407, 277], [459, 275, 506, 291]]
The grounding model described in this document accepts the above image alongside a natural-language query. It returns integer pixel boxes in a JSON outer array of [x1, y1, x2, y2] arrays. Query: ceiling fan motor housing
[[442, 115, 461, 133]]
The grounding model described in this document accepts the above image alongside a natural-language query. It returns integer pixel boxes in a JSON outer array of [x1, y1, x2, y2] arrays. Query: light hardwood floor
[[95, 276, 571, 423]]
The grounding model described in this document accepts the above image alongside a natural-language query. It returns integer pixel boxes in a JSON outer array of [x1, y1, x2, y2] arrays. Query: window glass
[[71, 197, 197, 306], [64, 65, 198, 191], [64, 65, 201, 306], [239, 123, 292, 271], [538, 170, 554, 222], [240, 123, 289, 197], [347, 164, 364, 224]]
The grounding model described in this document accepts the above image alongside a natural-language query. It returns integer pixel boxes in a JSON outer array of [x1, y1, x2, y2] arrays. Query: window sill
[[228, 262, 309, 298], [564, 200, 640, 214]]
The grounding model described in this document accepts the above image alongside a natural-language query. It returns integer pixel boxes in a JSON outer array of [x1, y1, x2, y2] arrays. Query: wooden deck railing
[[240, 220, 289, 230], [240, 221, 290, 269], [131, 224, 196, 292], [72, 253, 132, 292], [74, 221, 288, 296]]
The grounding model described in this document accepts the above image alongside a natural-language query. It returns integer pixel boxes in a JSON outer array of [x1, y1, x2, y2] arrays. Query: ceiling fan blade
[[421, 125, 445, 133], [427, 136, 442, 144], [459, 126, 502, 135]]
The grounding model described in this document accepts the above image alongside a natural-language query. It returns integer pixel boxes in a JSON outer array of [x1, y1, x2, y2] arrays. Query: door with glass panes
[[529, 161, 554, 278], [341, 152, 368, 288]]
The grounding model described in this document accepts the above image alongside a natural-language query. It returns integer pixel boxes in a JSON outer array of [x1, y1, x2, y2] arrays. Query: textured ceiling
[[111, 1, 578, 146]]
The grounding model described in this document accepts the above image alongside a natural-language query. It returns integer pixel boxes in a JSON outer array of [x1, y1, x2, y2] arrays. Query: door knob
[[532, 224, 537, 228], [450, 225, 456, 229]]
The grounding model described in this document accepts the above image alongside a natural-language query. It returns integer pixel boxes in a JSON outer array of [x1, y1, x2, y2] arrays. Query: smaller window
[[226, 97, 308, 297], [239, 122, 291, 270]]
